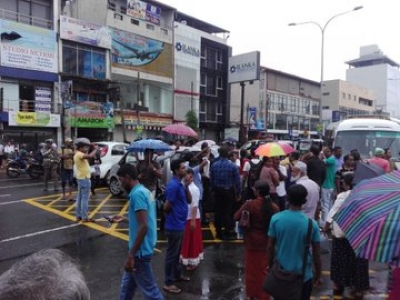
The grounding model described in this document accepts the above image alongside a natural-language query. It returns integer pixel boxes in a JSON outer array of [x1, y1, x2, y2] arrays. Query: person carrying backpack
[[242, 148, 262, 200]]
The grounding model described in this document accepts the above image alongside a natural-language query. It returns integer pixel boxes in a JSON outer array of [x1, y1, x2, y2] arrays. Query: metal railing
[[0, 8, 53, 29], [1, 99, 61, 114]]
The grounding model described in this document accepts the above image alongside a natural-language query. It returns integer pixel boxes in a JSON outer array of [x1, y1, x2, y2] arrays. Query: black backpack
[[247, 160, 262, 188], [33, 149, 43, 163]]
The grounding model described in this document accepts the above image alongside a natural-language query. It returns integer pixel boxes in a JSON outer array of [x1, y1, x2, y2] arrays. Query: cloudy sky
[[160, 0, 400, 82]]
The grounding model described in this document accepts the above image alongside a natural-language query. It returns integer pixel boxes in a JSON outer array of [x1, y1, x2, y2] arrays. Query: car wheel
[[109, 177, 122, 196]]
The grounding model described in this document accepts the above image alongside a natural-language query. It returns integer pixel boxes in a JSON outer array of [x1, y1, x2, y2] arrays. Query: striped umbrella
[[334, 170, 400, 263]]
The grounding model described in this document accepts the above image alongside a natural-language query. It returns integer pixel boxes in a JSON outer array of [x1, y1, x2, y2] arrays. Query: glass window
[[111, 144, 126, 156], [62, 46, 77, 75], [217, 76, 223, 89]]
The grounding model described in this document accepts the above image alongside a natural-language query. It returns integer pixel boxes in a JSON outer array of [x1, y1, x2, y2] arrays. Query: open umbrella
[[334, 171, 400, 263], [126, 139, 172, 152], [194, 140, 216, 149], [255, 141, 295, 157], [353, 161, 385, 185], [162, 123, 197, 137]]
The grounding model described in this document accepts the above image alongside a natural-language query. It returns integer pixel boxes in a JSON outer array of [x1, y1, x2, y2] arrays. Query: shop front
[[113, 111, 173, 142]]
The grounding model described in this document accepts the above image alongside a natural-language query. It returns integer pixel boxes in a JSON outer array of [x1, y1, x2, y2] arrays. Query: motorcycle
[[6, 157, 44, 179]]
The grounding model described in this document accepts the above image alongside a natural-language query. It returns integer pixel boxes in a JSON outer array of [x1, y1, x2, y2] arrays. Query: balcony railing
[[1, 99, 61, 114], [0, 8, 53, 29]]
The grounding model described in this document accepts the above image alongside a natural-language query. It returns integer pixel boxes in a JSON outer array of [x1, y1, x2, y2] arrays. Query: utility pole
[[118, 87, 127, 143], [136, 72, 142, 138], [239, 81, 246, 145]]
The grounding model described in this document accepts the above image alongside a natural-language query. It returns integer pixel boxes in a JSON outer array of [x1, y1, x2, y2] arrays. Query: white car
[[91, 142, 129, 182]]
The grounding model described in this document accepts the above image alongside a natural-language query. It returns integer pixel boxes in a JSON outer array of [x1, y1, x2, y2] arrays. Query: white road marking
[[0, 199, 26, 206], [0, 182, 44, 190], [0, 194, 11, 198], [0, 224, 79, 243]]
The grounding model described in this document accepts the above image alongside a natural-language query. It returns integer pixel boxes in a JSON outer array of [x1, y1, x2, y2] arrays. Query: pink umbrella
[[162, 123, 198, 137]]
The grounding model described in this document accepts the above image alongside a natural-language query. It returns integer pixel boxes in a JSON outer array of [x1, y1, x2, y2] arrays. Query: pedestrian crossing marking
[[23, 189, 241, 244]]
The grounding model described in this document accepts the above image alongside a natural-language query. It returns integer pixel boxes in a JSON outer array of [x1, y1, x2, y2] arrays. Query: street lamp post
[[289, 6, 363, 134]]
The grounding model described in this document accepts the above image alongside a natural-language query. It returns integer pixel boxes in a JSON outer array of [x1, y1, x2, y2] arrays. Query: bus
[[333, 116, 400, 161]]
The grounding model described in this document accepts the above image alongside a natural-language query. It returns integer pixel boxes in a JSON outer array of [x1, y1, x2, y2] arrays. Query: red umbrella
[[162, 123, 198, 137]]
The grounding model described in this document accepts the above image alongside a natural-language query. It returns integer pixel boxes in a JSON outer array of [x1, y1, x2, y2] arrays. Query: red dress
[[234, 197, 279, 300], [180, 218, 203, 266]]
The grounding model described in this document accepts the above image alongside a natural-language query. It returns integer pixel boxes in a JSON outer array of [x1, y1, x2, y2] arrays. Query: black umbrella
[[353, 161, 385, 185]]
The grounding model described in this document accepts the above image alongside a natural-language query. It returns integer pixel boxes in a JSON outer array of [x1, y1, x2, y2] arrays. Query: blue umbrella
[[127, 139, 172, 152]]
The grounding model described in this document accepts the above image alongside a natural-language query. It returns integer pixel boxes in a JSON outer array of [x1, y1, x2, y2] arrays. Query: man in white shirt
[[241, 148, 261, 200], [4, 141, 15, 159], [291, 161, 320, 219], [273, 157, 287, 211]]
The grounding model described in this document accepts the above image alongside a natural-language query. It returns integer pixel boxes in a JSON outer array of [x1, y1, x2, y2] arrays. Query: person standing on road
[[163, 159, 191, 294], [384, 148, 398, 172], [114, 164, 164, 300], [306, 145, 326, 187], [136, 149, 162, 198], [59, 138, 74, 200], [210, 146, 241, 240], [320, 147, 336, 227], [42, 139, 59, 192], [267, 185, 322, 300], [4, 140, 15, 159], [234, 180, 279, 300], [74, 138, 98, 223]]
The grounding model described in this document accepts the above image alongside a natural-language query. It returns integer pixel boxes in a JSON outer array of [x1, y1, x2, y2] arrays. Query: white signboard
[[60, 16, 112, 49], [228, 51, 260, 83], [35, 87, 51, 113], [0, 20, 57, 73]]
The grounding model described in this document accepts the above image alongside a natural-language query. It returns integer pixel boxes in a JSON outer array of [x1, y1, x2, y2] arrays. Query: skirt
[[331, 237, 370, 291], [180, 219, 203, 266], [245, 249, 270, 300]]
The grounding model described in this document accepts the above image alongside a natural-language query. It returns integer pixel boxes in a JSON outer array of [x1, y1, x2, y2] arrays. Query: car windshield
[[335, 130, 400, 160]]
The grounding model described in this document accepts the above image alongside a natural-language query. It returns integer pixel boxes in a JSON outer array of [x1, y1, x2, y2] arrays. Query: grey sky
[[161, 0, 400, 82]]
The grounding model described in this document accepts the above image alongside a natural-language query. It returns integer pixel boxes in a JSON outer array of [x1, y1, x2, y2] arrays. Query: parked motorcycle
[[6, 158, 44, 179]]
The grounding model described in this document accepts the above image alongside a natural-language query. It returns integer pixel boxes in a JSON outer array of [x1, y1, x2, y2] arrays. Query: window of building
[[120, 6, 126, 14], [342, 92, 346, 99], [108, 1, 116, 10], [131, 18, 139, 25], [348, 93, 351, 100], [206, 75, 216, 96], [354, 95, 357, 101], [62, 42, 106, 79], [146, 23, 155, 30], [322, 92, 330, 96], [114, 13, 123, 20], [160, 28, 168, 35], [217, 76, 223, 90]]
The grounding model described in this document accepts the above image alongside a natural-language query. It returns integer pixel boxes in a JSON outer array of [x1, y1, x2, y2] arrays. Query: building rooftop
[[175, 11, 229, 34], [261, 66, 320, 86], [346, 53, 399, 68]]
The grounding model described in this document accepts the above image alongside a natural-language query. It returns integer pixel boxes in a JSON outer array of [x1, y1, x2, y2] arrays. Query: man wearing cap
[[60, 138, 75, 200], [369, 148, 390, 173], [291, 161, 320, 219]]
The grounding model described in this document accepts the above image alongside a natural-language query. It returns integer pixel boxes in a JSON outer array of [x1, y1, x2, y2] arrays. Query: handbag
[[238, 209, 250, 229], [262, 218, 313, 300]]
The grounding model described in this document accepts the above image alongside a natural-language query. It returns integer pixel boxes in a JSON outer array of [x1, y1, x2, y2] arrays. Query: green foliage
[[185, 109, 198, 130]]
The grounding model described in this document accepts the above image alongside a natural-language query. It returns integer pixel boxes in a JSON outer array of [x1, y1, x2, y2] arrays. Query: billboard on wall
[[174, 25, 201, 66], [60, 16, 112, 49], [0, 20, 57, 73], [110, 27, 173, 78], [126, 0, 161, 25], [69, 101, 115, 129], [228, 51, 260, 84], [8, 112, 60, 127]]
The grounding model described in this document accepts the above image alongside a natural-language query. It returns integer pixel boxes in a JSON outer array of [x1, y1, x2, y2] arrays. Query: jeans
[[76, 178, 91, 219], [164, 230, 183, 286], [119, 255, 163, 300], [320, 188, 333, 227]]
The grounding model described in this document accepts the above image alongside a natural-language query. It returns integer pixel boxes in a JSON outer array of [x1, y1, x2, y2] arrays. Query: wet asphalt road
[[0, 172, 390, 299]]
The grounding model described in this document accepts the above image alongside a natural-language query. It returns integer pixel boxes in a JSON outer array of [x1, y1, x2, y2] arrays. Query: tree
[[185, 109, 198, 131]]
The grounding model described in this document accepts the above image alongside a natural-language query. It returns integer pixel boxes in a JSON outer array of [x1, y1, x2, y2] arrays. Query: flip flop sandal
[[163, 285, 181, 294]]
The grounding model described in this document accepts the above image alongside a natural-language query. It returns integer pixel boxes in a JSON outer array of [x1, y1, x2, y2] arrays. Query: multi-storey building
[[321, 79, 375, 123], [230, 67, 321, 140], [346, 45, 400, 118], [0, 0, 61, 147]]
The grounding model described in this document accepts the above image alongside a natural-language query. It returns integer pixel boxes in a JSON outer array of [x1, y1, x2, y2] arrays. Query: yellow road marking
[[88, 194, 112, 219], [110, 201, 129, 231]]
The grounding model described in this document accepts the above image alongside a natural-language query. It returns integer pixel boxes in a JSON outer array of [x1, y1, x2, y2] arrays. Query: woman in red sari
[[234, 180, 279, 300]]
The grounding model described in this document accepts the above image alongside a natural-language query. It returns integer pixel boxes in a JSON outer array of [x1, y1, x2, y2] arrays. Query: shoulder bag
[[262, 218, 313, 300]]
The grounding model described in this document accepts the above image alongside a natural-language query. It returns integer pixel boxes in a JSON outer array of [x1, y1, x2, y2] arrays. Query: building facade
[[0, 0, 61, 149], [229, 67, 320, 140], [321, 79, 375, 123], [346, 45, 400, 118]]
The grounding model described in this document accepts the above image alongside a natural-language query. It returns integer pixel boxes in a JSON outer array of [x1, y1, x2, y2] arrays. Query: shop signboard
[[70, 101, 115, 129], [8, 111, 60, 127], [126, 0, 161, 25], [110, 27, 173, 78], [228, 51, 260, 84], [60, 16, 112, 49], [0, 20, 57, 73], [35, 87, 51, 112]]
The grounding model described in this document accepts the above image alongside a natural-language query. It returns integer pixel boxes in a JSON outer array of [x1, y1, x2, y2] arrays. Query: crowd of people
[[1, 137, 399, 299]]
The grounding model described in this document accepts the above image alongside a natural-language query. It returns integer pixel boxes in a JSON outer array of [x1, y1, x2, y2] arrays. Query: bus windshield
[[335, 130, 400, 160]]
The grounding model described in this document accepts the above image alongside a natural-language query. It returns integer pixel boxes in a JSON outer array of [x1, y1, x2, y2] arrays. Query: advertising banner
[[35, 87, 51, 113], [228, 51, 260, 84], [0, 20, 57, 73], [126, 0, 161, 25], [70, 101, 115, 129], [60, 16, 112, 49], [9, 111, 60, 127], [248, 107, 257, 130], [111, 27, 173, 78]]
